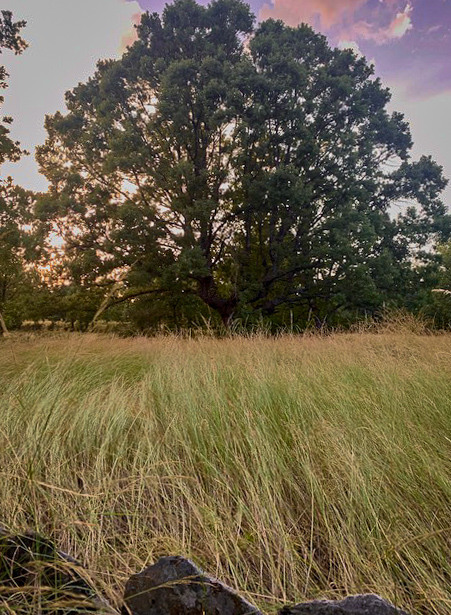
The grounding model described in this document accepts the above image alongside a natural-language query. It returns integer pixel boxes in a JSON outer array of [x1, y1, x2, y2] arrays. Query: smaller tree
[[0, 10, 30, 334], [0, 178, 38, 332], [419, 242, 451, 328]]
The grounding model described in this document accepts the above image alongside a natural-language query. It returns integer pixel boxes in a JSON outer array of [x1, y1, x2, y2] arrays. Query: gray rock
[[279, 595, 411, 615], [0, 526, 111, 613], [123, 556, 263, 615]]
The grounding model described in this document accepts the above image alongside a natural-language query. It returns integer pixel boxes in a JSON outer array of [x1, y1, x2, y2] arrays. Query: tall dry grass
[[1, 331, 451, 614]]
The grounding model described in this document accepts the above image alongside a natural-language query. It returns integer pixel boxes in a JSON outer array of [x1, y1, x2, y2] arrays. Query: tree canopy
[[36, 0, 449, 328]]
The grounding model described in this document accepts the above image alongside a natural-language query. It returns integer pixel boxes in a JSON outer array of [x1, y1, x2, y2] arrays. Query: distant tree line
[[2, 0, 451, 334]]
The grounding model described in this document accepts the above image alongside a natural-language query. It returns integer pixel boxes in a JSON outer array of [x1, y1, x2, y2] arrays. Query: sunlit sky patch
[[3, 0, 451, 207]]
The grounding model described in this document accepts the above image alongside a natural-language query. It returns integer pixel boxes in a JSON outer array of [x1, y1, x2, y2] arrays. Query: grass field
[[1, 331, 451, 614]]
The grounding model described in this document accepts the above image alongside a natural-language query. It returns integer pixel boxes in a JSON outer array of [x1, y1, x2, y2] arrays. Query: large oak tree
[[37, 0, 449, 327]]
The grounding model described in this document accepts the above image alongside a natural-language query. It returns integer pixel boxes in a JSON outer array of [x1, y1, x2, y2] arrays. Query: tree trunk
[[217, 302, 236, 328], [0, 309, 9, 337], [197, 276, 237, 329]]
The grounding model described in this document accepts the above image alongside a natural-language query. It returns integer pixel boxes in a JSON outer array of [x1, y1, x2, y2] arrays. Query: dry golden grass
[[1, 331, 451, 614]]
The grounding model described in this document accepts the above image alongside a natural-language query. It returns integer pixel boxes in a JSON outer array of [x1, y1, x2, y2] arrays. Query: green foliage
[[418, 241, 451, 328], [0, 11, 31, 333], [0, 178, 38, 329], [36, 0, 450, 328], [0, 10, 27, 165]]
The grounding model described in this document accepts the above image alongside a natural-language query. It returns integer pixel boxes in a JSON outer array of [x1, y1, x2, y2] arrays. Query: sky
[[2, 0, 451, 206]]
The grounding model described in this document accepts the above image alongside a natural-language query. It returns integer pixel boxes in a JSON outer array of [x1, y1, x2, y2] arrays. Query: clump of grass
[[0, 331, 450, 614], [350, 308, 434, 335]]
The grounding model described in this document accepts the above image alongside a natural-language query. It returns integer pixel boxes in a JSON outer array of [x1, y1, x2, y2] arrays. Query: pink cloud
[[259, 0, 413, 45], [347, 3, 413, 44], [259, 0, 367, 29], [388, 3, 413, 39]]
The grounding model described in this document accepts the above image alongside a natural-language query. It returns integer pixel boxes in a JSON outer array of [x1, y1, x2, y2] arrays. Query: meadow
[[1, 330, 451, 614]]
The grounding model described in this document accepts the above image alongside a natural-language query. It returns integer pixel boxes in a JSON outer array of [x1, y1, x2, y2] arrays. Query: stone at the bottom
[[0, 526, 110, 613], [123, 556, 263, 615], [279, 595, 410, 615]]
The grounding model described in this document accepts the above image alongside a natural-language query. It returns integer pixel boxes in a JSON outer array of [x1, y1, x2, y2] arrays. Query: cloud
[[389, 3, 413, 38], [2, 0, 141, 191], [346, 3, 412, 44], [426, 25, 442, 35], [259, 0, 413, 46], [259, 0, 367, 29], [337, 39, 363, 56], [120, 12, 143, 54], [346, 2, 412, 44], [338, 39, 377, 66], [382, 2, 413, 41]]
